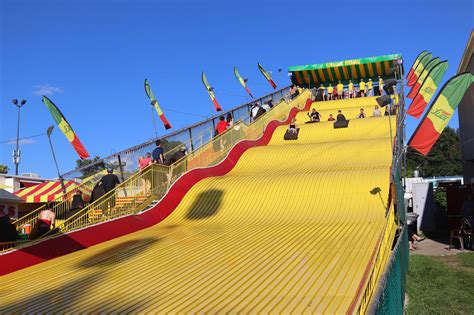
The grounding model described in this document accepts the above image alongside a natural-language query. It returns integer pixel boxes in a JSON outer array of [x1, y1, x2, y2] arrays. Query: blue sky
[[0, 0, 472, 178]]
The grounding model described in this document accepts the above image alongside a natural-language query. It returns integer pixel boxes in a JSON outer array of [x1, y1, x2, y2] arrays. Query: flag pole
[[47, 126, 66, 194], [150, 106, 158, 138]]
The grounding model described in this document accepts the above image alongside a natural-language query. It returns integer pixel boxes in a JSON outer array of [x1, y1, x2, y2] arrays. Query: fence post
[[188, 128, 194, 152]]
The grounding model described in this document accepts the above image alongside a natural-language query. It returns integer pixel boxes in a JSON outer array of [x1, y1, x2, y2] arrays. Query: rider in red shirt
[[216, 115, 230, 135]]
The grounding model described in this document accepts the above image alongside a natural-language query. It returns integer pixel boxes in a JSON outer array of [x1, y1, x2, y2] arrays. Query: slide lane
[[1, 102, 395, 313]]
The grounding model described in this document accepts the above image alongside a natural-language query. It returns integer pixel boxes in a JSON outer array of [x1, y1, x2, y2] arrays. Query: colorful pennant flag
[[258, 63, 277, 89], [201, 72, 222, 112], [407, 53, 433, 87], [42, 96, 90, 160], [408, 72, 473, 155], [144, 79, 172, 130], [233, 67, 254, 98], [407, 61, 449, 118], [406, 51, 429, 81], [407, 57, 441, 99]]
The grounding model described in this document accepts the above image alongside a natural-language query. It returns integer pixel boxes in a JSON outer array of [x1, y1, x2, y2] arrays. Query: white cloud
[[7, 138, 35, 145], [33, 84, 63, 96]]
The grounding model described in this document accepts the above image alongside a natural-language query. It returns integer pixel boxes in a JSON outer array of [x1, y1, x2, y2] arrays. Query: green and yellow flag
[[408, 72, 473, 155], [42, 96, 90, 160], [407, 61, 448, 118], [234, 67, 254, 98], [407, 57, 442, 99], [407, 53, 433, 87], [406, 51, 429, 81], [144, 79, 172, 130], [258, 63, 277, 89], [201, 72, 222, 112]]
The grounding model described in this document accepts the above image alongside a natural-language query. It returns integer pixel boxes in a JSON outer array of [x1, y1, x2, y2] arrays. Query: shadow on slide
[[185, 189, 224, 220]]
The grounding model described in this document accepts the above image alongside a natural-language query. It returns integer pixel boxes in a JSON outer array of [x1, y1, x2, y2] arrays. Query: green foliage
[[76, 155, 106, 178], [0, 164, 9, 174], [161, 139, 185, 155], [406, 126, 462, 177], [434, 186, 447, 209], [406, 254, 474, 314]]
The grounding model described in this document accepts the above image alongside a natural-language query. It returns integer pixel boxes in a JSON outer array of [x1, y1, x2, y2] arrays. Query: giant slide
[[1, 96, 395, 313]]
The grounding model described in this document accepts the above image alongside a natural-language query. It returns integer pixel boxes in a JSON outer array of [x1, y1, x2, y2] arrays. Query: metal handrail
[[61, 86, 291, 179], [3, 90, 308, 253], [12, 124, 224, 233], [12, 171, 104, 232]]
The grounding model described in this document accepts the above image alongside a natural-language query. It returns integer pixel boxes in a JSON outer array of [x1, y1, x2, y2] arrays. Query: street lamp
[[11, 99, 27, 176], [46, 126, 66, 193]]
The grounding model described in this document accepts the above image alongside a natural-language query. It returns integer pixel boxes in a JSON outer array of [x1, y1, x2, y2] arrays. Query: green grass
[[458, 252, 474, 268], [406, 253, 474, 314]]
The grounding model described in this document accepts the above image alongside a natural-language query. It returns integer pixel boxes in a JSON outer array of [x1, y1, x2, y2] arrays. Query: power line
[[161, 106, 208, 118], [0, 132, 47, 144]]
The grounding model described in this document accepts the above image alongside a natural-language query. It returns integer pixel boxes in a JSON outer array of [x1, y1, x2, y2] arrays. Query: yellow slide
[[1, 97, 395, 313]]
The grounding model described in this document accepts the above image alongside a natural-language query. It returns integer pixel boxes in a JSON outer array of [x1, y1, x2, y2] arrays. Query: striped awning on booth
[[14, 180, 88, 203], [288, 54, 403, 86]]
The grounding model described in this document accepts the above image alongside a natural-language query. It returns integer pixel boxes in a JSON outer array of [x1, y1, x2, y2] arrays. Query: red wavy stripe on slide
[[0, 98, 313, 276]]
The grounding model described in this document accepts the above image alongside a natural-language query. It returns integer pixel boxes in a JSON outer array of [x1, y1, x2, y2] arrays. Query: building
[[457, 30, 474, 186], [0, 173, 51, 193]]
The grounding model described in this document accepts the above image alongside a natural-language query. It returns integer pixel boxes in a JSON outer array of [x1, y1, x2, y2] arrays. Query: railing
[[2, 90, 309, 253], [11, 102, 271, 237], [355, 205, 398, 314], [61, 86, 292, 181], [43, 164, 171, 237], [356, 67, 408, 312], [12, 171, 104, 233], [170, 96, 297, 177], [10, 87, 291, 234]]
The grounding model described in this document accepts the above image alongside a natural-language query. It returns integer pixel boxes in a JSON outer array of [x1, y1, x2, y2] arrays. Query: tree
[[0, 164, 9, 174], [76, 155, 106, 179], [406, 126, 462, 177], [161, 139, 185, 153]]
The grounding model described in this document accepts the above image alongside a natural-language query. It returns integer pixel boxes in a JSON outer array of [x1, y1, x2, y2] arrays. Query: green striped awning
[[288, 54, 403, 87]]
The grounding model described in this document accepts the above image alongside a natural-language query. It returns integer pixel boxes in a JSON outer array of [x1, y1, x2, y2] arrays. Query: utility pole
[[12, 99, 27, 175]]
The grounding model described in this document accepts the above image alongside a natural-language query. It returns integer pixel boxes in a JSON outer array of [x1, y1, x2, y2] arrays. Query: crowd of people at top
[[305, 104, 390, 124], [313, 76, 385, 101], [250, 98, 275, 122]]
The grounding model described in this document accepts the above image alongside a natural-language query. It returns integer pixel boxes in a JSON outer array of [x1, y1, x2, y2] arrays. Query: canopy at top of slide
[[289, 53, 403, 86]]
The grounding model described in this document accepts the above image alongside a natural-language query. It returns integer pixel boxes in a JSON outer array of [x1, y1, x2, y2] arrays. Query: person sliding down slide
[[306, 108, 321, 123], [334, 110, 349, 129], [284, 119, 299, 140]]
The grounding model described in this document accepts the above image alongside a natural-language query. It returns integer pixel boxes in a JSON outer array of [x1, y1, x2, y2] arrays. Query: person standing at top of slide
[[327, 84, 334, 100], [152, 140, 165, 164], [348, 80, 354, 98], [216, 115, 230, 135], [359, 79, 366, 97], [367, 78, 373, 97], [337, 81, 344, 100]]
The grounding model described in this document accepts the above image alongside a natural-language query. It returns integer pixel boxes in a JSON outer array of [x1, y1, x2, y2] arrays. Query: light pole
[[46, 126, 66, 193], [12, 99, 27, 175]]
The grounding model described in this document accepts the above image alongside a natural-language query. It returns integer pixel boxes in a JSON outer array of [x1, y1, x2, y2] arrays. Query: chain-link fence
[[370, 224, 409, 314], [366, 62, 409, 313]]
